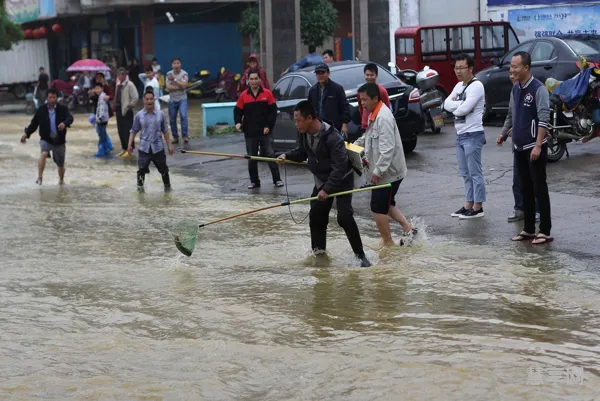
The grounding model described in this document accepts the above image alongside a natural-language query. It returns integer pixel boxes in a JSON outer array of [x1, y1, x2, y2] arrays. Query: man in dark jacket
[[234, 69, 284, 189], [277, 100, 371, 267], [21, 88, 74, 185], [307, 63, 350, 135]]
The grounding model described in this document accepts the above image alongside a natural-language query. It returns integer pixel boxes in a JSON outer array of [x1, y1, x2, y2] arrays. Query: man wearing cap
[[240, 54, 269, 92], [307, 63, 350, 137]]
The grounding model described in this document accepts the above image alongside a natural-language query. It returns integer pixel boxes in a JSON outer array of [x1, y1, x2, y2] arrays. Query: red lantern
[[32, 29, 41, 38], [51, 24, 62, 34], [38, 27, 48, 37], [23, 29, 33, 39]]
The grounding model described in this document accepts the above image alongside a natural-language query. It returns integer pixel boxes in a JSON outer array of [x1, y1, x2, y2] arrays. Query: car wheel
[[547, 137, 566, 163], [482, 96, 492, 122], [12, 84, 27, 99], [403, 137, 417, 154], [25, 103, 36, 115]]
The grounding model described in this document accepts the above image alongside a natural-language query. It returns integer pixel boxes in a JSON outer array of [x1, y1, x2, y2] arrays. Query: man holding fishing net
[[277, 101, 371, 267]]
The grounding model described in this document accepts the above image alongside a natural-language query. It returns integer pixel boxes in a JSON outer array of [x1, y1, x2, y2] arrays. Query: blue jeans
[[456, 131, 486, 203], [168, 99, 188, 139], [513, 155, 540, 212], [95, 124, 113, 157]]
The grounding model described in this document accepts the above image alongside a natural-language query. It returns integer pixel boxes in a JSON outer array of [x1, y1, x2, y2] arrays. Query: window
[[563, 39, 600, 56], [501, 44, 531, 65], [449, 26, 475, 52], [273, 77, 292, 100], [396, 38, 415, 55], [480, 25, 506, 58], [508, 28, 519, 52], [531, 42, 555, 62], [421, 28, 447, 54], [288, 77, 309, 99]]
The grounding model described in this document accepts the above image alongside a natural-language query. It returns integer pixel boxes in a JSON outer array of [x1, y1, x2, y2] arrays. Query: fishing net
[[170, 220, 199, 256]]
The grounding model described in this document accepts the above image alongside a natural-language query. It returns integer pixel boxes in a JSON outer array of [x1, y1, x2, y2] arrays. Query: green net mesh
[[171, 220, 199, 256]]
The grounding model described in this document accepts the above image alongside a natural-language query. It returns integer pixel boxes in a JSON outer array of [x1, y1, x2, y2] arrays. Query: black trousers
[[309, 182, 365, 257], [137, 149, 170, 187], [116, 108, 134, 150], [515, 145, 551, 235], [245, 135, 281, 184]]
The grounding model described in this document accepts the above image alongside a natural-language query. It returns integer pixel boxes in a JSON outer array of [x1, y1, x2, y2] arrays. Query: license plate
[[430, 107, 444, 127]]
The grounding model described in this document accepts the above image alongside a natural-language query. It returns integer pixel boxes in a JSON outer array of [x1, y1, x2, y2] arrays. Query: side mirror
[[492, 57, 501, 66]]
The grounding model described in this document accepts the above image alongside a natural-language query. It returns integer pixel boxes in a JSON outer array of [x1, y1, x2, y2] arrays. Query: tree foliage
[[0, 0, 24, 51], [238, 0, 338, 49], [300, 0, 338, 48]]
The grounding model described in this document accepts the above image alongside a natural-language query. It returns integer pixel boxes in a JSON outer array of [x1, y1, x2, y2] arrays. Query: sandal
[[532, 233, 554, 245], [511, 231, 536, 242]]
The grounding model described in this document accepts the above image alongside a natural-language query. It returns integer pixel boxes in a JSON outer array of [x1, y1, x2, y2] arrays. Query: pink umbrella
[[67, 59, 110, 72]]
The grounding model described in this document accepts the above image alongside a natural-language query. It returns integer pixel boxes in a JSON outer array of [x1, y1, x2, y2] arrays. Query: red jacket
[[240, 66, 270, 91]]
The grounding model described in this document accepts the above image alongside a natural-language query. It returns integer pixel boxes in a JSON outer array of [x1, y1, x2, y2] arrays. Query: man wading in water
[[277, 101, 371, 267], [21, 88, 74, 185]]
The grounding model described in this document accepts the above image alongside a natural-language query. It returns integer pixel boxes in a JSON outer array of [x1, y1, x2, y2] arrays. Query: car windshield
[[563, 39, 600, 56], [330, 65, 398, 90]]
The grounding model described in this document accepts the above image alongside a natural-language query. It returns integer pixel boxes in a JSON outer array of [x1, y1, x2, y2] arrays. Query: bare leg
[[473, 202, 483, 212], [58, 167, 65, 185], [388, 205, 414, 233], [37, 152, 48, 184], [374, 213, 395, 246], [464, 201, 474, 210]]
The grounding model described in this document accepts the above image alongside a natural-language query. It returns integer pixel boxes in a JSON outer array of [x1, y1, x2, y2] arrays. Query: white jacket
[[354, 102, 407, 184]]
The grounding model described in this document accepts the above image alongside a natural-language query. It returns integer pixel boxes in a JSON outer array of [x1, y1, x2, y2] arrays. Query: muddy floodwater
[[0, 115, 599, 400]]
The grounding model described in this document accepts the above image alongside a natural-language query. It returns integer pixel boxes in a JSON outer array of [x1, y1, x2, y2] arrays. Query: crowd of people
[[21, 49, 554, 265]]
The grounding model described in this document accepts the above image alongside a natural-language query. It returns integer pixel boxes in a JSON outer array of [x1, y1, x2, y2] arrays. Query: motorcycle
[[398, 66, 445, 133], [188, 68, 219, 98], [545, 57, 600, 162], [25, 86, 39, 115], [215, 67, 242, 102]]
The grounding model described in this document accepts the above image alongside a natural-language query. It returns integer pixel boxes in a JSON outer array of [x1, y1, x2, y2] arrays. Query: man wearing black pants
[[114, 68, 139, 157], [497, 51, 552, 244], [278, 101, 371, 267], [234, 69, 283, 189]]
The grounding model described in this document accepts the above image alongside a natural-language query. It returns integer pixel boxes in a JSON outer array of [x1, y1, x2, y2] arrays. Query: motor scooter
[[398, 66, 445, 133], [215, 67, 242, 102]]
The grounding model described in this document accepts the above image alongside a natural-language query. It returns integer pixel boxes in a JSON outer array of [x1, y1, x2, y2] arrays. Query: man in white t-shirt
[[443, 54, 486, 219], [138, 66, 161, 110]]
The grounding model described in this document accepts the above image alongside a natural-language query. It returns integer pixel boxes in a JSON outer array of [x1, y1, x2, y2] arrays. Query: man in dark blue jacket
[[21, 88, 74, 185], [307, 63, 350, 135], [497, 51, 552, 244], [277, 100, 371, 267]]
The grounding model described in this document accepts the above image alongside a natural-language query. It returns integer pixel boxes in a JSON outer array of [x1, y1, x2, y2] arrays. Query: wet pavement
[[1, 111, 599, 400]]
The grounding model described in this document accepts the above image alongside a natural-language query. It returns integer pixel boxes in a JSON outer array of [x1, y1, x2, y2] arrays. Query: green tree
[[0, 0, 24, 51], [300, 0, 338, 48], [238, 0, 338, 49]]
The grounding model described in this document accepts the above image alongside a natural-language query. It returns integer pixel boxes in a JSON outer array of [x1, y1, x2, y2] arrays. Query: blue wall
[[154, 23, 242, 80]]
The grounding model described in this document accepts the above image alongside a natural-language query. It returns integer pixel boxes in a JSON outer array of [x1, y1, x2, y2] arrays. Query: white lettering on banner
[[509, 5, 600, 40]]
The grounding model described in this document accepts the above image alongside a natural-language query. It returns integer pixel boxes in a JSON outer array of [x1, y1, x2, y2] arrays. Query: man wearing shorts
[[354, 83, 416, 248], [21, 88, 74, 185]]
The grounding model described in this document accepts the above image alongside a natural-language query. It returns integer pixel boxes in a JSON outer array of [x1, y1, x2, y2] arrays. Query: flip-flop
[[511, 231, 536, 242], [532, 234, 554, 245]]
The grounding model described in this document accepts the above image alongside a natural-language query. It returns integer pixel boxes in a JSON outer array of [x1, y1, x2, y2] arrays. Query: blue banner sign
[[489, 0, 597, 5], [508, 5, 600, 40]]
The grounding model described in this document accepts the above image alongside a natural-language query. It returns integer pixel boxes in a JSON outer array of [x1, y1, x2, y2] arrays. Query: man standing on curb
[[166, 58, 189, 144], [498, 72, 540, 223], [234, 69, 284, 189], [113, 68, 139, 158], [307, 63, 350, 136], [355, 83, 416, 249], [21, 89, 73, 185], [497, 51, 552, 244], [444, 54, 487, 219], [277, 101, 371, 267]]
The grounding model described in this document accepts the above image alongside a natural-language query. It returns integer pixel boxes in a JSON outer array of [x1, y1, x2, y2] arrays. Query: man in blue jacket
[[282, 45, 324, 76], [497, 51, 552, 245], [21, 88, 74, 186], [307, 63, 350, 136]]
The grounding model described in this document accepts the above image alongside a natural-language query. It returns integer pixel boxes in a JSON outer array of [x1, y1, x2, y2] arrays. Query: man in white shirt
[[443, 54, 486, 219], [138, 66, 161, 110]]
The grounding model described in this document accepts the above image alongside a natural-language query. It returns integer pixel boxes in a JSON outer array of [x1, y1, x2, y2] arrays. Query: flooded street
[[1, 114, 599, 400]]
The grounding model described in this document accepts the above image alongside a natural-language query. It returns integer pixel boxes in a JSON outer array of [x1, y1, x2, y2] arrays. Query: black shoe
[[137, 185, 145, 193], [451, 207, 470, 217], [248, 183, 261, 189], [171, 138, 179, 144], [164, 185, 172, 192], [459, 208, 484, 219], [357, 254, 372, 267]]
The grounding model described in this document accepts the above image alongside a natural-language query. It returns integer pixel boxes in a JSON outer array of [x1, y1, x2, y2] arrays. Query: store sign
[[5, 0, 39, 23], [489, 0, 597, 5], [508, 5, 600, 40]]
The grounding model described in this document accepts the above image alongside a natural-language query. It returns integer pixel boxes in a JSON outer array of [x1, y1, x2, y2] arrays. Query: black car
[[476, 35, 600, 118], [271, 60, 424, 153]]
